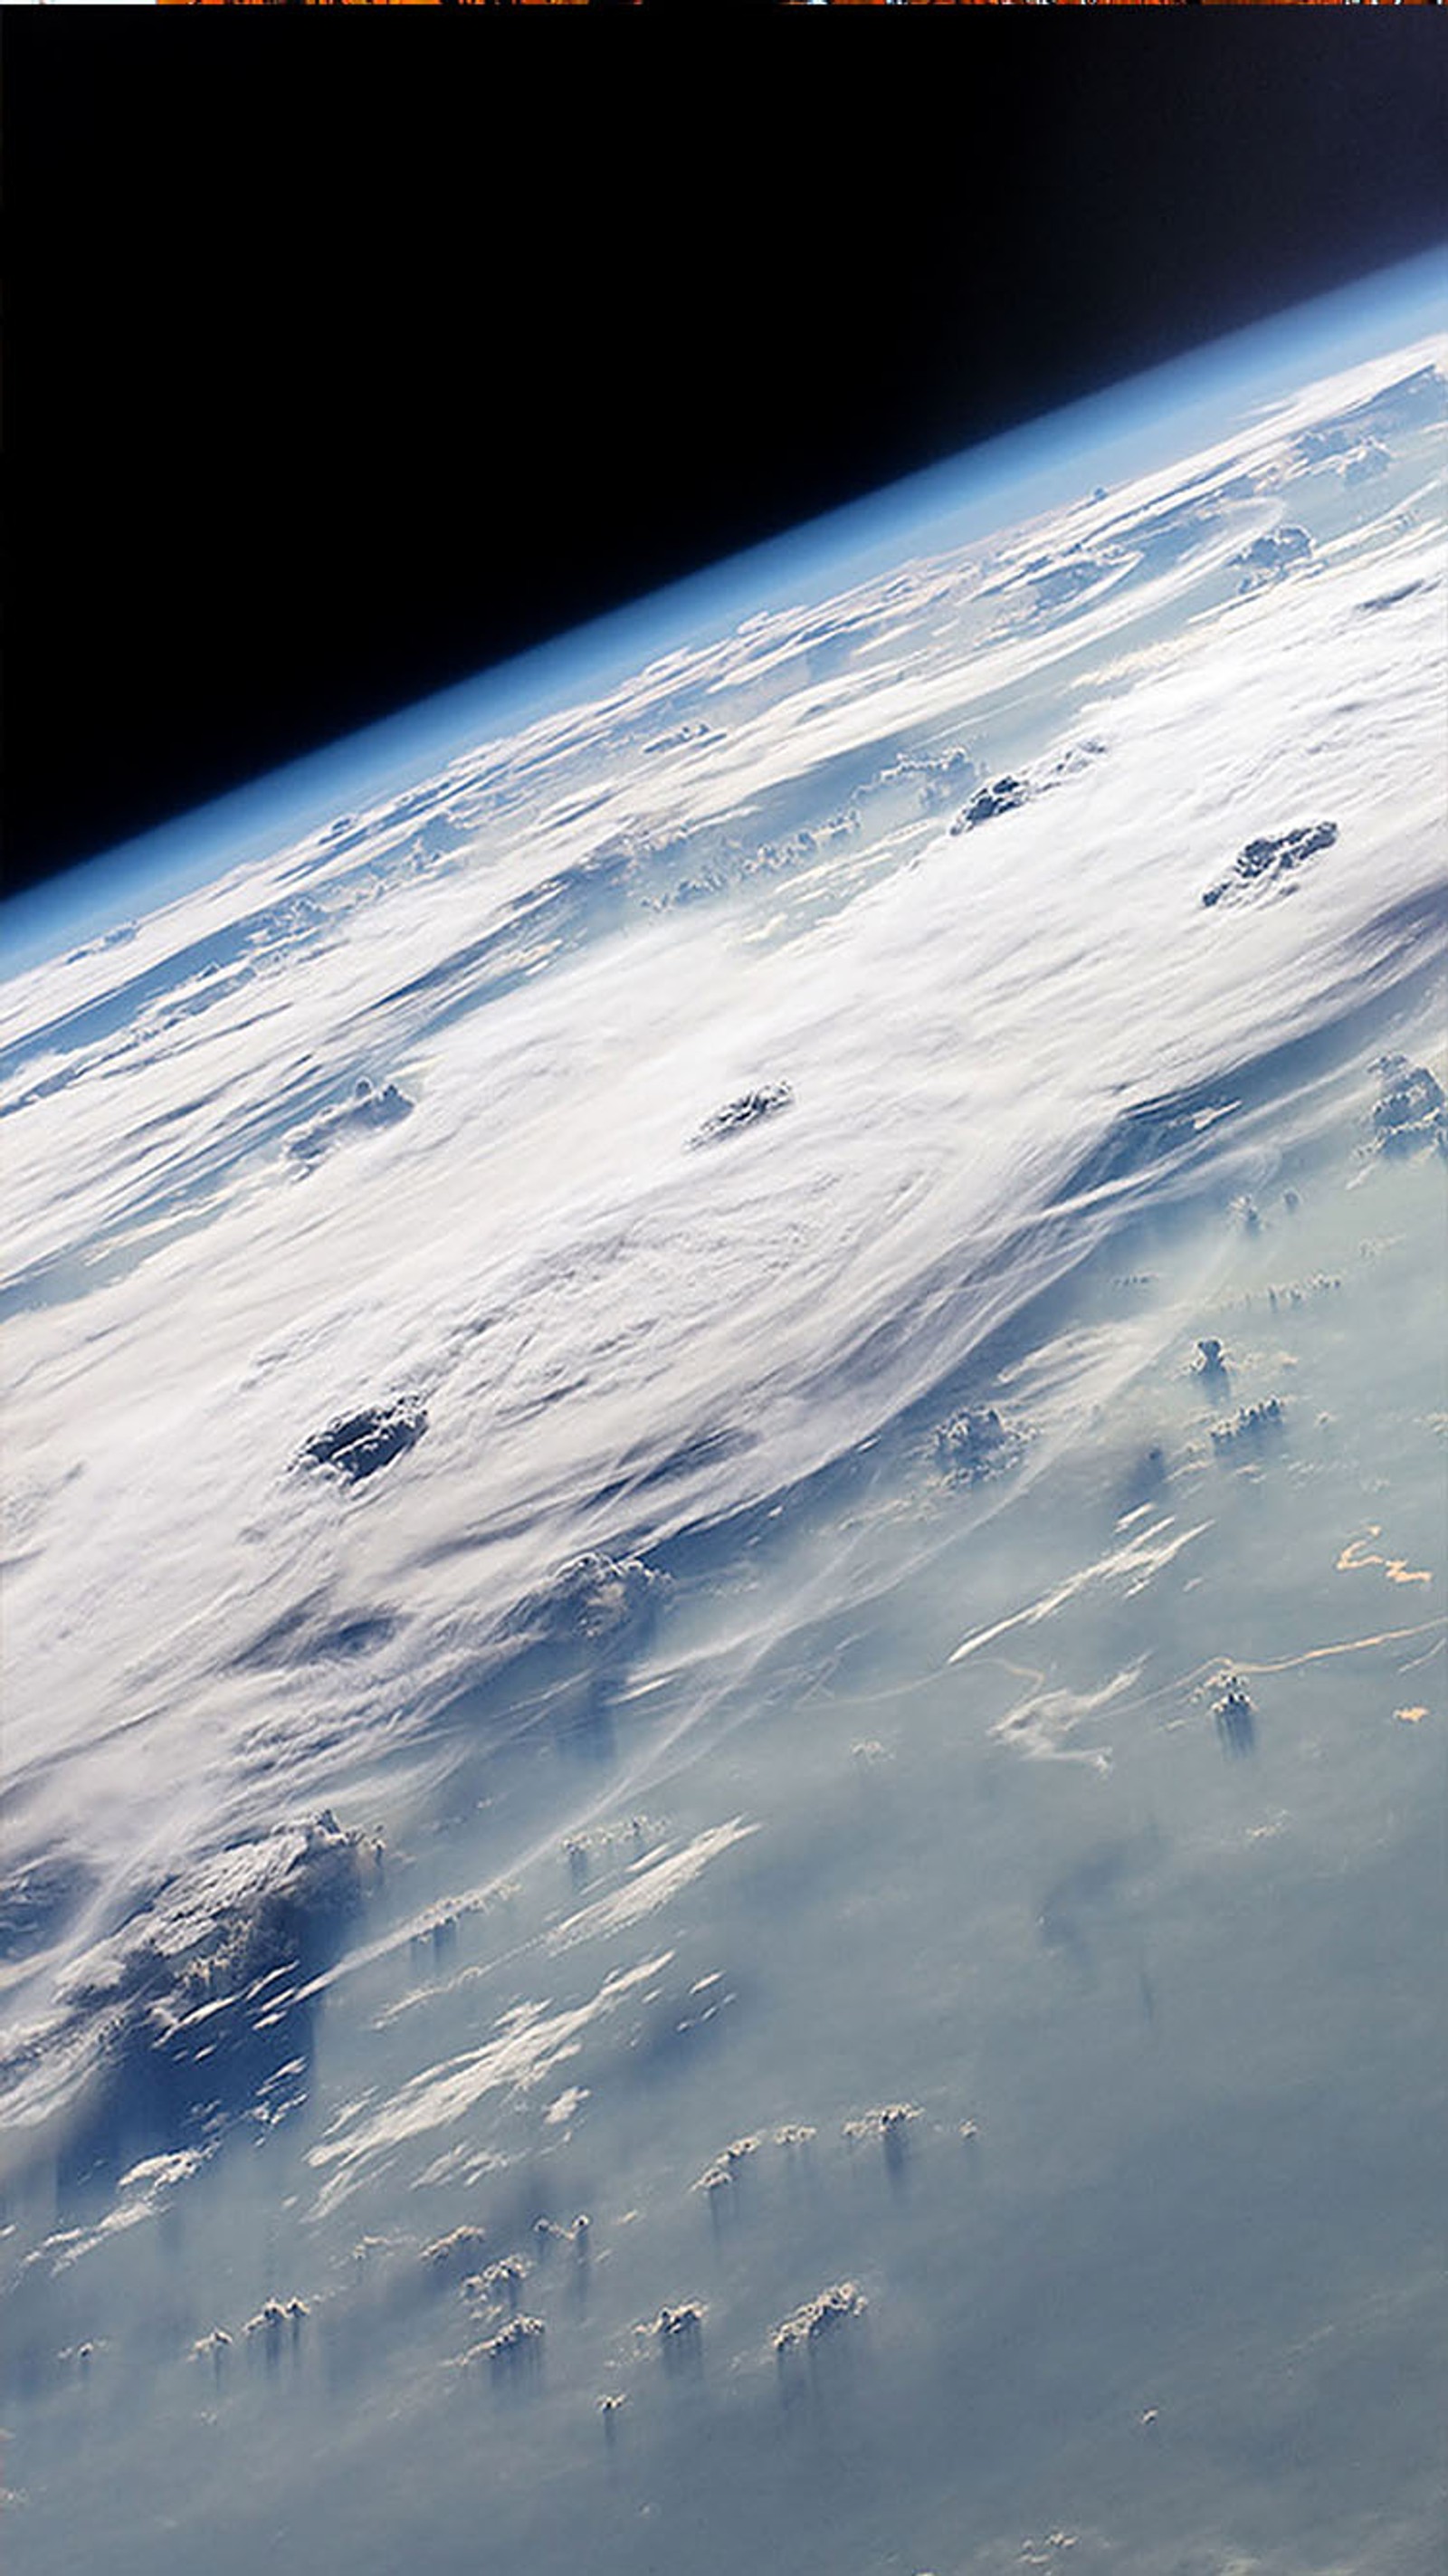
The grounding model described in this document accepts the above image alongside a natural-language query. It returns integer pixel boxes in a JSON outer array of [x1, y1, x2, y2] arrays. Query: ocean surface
[[2, 269, 1445, 2574]]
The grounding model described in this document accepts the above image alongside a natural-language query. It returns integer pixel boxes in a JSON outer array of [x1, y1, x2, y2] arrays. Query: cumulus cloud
[[286, 1076, 414, 1169]]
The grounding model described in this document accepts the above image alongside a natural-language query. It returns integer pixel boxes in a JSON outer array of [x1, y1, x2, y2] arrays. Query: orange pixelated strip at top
[[157, 1, 628, 9], [157, 2, 627, 10], [156, 2, 1446, 11]]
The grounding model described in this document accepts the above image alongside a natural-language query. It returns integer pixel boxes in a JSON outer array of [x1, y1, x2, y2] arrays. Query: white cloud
[[3, 330, 1444, 2148]]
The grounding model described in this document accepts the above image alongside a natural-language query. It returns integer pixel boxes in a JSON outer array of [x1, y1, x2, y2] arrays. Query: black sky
[[5, 16, 1445, 895]]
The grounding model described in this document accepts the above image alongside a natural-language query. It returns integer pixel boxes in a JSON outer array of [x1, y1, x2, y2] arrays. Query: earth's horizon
[[3, 251, 1445, 2576]]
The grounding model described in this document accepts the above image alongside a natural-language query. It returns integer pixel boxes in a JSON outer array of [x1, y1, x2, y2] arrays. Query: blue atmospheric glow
[[5, 244, 1443, 985]]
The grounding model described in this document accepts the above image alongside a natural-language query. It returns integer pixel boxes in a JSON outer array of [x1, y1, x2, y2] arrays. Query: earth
[[2, 257, 1445, 2576]]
